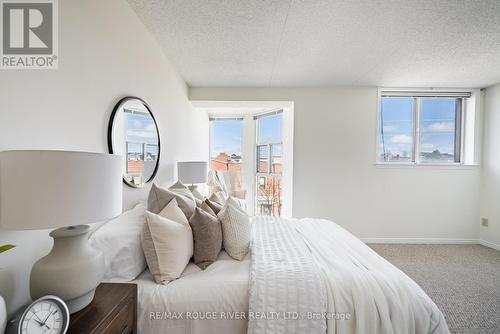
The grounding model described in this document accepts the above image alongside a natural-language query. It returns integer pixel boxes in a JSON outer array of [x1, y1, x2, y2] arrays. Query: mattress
[[132, 251, 250, 334]]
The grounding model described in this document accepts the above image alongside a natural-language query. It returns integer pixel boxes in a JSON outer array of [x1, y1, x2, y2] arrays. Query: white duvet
[[248, 216, 450, 334]]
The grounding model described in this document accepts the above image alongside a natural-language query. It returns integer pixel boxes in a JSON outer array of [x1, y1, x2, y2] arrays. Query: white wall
[[191, 87, 481, 242], [480, 84, 500, 249], [0, 0, 208, 315]]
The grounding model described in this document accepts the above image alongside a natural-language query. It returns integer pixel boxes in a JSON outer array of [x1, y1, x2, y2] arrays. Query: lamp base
[[30, 225, 104, 314], [66, 289, 96, 313]]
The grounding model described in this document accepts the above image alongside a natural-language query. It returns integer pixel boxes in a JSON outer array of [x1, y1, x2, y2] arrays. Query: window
[[209, 118, 243, 191], [203, 101, 293, 217], [378, 91, 470, 164], [255, 112, 283, 216], [378, 97, 415, 162], [258, 176, 266, 189], [419, 98, 462, 163]]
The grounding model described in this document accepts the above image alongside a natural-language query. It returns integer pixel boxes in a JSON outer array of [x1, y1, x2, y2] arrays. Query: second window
[[378, 93, 466, 164]]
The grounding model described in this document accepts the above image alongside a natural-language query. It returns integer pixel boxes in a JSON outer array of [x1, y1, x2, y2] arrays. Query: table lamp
[[0, 150, 122, 313], [177, 161, 208, 191]]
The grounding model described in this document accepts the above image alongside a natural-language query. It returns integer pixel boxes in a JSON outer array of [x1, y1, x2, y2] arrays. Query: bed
[[132, 216, 450, 334], [132, 251, 250, 334]]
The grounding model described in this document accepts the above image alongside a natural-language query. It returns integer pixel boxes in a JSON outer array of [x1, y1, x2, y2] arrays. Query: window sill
[[374, 162, 479, 170]]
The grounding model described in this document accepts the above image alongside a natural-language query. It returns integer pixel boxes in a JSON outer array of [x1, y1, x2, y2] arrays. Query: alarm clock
[[5, 295, 69, 334]]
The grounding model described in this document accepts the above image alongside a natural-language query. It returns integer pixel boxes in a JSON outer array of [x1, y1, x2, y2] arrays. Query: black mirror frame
[[107, 96, 161, 188]]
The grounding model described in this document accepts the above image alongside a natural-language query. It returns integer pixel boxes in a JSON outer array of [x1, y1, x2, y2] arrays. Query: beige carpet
[[369, 244, 500, 334]]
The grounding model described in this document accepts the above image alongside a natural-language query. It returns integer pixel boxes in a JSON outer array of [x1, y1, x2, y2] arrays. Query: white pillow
[[217, 199, 251, 260], [226, 196, 247, 212], [89, 203, 147, 281], [142, 202, 193, 284], [190, 187, 205, 201]]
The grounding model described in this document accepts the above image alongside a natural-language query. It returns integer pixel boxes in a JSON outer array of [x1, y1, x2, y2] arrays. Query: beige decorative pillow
[[218, 200, 251, 261], [199, 201, 216, 216], [189, 207, 222, 269], [147, 183, 196, 219], [142, 200, 193, 284], [209, 192, 225, 205], [205, 198, 223, 215], [170, 181, 195, 199], [158, 198, 189, 225]]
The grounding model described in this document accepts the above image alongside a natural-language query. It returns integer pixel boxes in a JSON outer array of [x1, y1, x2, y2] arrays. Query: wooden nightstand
[[68, 283, 137, 334]]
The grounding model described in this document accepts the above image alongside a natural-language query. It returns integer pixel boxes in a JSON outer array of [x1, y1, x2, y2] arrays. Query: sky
[[379, 97, 457, 159], [210, 114, 283, 158], [125, 110, 159, 154]]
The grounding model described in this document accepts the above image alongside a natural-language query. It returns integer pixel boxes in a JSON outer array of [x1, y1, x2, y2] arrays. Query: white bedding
[[248, 217, 449, 334], [132, 251, 250, 334], [133, 216, 449, 334], [248, 216, 327, 334]]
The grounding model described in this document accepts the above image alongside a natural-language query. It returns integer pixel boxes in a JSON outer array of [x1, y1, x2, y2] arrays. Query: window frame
[[255, 112, 284, 216], [256, 143, 283, 176], [255, 111, 283, 176], [376, 90, 470, 166]]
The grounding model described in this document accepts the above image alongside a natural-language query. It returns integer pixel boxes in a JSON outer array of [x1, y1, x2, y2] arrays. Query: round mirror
[[108, 97, 160, 188]]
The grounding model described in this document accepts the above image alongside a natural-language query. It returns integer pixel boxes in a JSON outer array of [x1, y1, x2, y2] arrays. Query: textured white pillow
[[226, 196, 247, 213], [89, 203, 146, 281], [217, 199, 251, 260], [142, 200, 193, 284]]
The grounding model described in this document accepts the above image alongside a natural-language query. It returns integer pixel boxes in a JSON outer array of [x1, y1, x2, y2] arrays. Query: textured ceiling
[[127, 0, 500, 88]]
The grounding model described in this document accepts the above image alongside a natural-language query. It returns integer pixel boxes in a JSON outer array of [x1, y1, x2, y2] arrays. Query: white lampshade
[[0, 150, 123, 230], [177, 161, 208, 184]]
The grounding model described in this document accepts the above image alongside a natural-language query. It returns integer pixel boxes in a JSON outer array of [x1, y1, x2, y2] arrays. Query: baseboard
[[479, 239, 500, 251], [363, 238, 500, 251], [362, 238, 479, 244]]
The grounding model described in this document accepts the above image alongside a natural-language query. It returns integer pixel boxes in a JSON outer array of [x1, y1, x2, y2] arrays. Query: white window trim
[[375, 88, 481, 167]]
